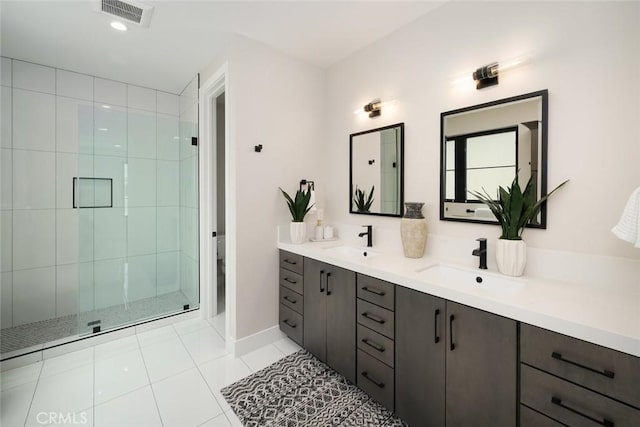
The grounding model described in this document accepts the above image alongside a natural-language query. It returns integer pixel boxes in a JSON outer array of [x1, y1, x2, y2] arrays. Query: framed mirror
[[440, 90, 549, 228], [350, 123, 404, 217]]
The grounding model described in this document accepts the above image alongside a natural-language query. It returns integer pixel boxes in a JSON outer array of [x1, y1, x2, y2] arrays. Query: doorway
[[214, 93, 226, 316]]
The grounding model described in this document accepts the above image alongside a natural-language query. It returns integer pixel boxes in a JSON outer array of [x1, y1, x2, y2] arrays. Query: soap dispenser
[[315, 208, 324, 240]]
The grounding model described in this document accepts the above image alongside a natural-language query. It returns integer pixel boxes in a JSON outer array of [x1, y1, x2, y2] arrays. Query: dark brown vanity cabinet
[[396, 286, 517, 427], [303, 257, 356, 383], [356, 274, 396, 411], [520, 324, 640, 426], [279, 251, 304, 346]]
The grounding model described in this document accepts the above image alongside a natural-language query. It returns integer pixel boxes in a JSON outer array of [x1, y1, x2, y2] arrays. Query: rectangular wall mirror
[[350, 123, 404, 217], [440, 90, 549, 228]]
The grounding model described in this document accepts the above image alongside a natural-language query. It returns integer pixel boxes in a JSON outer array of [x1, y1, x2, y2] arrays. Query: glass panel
[[78, 75, 199, 336]]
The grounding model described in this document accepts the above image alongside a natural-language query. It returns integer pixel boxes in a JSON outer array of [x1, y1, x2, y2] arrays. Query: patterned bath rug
[[221, 349, 408, 426]]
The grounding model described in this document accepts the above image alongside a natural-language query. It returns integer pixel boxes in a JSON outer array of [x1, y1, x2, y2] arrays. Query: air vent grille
[[102, 0, 144, 24]]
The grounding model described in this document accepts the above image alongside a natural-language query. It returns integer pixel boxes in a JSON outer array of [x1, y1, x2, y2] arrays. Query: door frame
[[199, 63, 234, 344]]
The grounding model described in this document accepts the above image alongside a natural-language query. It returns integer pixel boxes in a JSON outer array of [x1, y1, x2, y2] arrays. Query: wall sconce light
[[363, 101, 382, 118], [473, 62, 499, 89]]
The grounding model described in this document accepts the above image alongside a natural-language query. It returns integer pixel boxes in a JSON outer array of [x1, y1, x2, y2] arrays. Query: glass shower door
[[77, 77, 199, 336]]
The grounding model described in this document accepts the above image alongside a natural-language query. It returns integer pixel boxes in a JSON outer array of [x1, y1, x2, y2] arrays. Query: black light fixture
[[363, 101, 382, 118], [473, 62, 499, 89]]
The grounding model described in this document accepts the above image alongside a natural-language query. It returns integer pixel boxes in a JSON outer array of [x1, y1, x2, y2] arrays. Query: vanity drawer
[[279, 251, 303, 275], [356, 274, 395, 310], [279, 304, 303, 346], [279, 268, 304, 295], [357, 324, 394, 368], [357, 350, 394, 411], [520, 405, 565, 427], [279, 286, 303, 315], [521, 323, 640, 408], [521, 364, 640, 427], [357, 299, 394, 339]]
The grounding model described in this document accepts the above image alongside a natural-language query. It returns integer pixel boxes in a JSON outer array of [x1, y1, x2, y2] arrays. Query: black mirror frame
[[439, 90, 549, 228], [349, 122, 405, 217]]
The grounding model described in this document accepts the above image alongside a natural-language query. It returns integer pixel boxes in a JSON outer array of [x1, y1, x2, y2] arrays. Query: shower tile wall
[[0, 57, 189, 330]]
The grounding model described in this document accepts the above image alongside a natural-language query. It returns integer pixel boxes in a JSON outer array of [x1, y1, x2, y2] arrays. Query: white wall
[[200, 34, 325, 340], [323, 1, 640, 261]]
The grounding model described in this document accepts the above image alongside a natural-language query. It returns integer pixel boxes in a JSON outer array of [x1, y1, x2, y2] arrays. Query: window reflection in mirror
[[440, 90, 548, 228], [350, 123, 404, 217]]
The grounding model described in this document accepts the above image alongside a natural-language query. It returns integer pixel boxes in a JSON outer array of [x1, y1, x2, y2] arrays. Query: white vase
[[290, 222, 306, 244], [495, 239, 527, 276]]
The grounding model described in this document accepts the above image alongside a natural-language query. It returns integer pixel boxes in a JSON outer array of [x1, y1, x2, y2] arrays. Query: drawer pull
[[362, 286, 385, 296], [361, 312, 385, 324], [283, 319, 297, 328], [283, 277, 297, 285], [283, 259, 297, 265], [361, 371, 385, 388], [551, 396, 614, 427], [551, 352, 615, 379], [320, 270, 325, 293], [449, 314, 455, 351], [362, 338, 385, 353], [283, 295, 297, 304], [326, 273, 332, 296], [434, 309, 440, 344]]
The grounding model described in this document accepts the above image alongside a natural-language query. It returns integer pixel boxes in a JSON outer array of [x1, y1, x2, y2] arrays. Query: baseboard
[[228, 324, 286, 357]]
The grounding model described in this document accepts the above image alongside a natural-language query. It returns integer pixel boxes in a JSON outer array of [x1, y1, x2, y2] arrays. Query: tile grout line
[[172, 322, 234, 416], [22, 357, 45, 426], [134, 330, 165, 426]]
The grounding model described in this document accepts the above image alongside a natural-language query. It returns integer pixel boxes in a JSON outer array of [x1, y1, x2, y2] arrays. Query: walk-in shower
[[0, 57, 199, 358]]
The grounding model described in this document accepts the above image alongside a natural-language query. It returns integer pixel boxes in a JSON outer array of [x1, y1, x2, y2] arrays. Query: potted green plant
[[469, 176, 568, 276], [279, 187, 314, 244], [353, 185, 375, 213]]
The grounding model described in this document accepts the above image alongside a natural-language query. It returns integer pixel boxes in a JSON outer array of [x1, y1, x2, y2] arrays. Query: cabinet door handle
[[361, 312, 385, 324], [551, 397, 614, 427], [449, 314, 455, 351], [283, 277, 297, 285], [361, 371, 385, 388], [362, 286, 385, 296], [362, 338, 385, 353], [283, 259, 297, 265], [319, 270, 325, 293], [326, 272, 332, 296], [551, 352, 615, 379], [434, 309, 440, 344], [283, 319, 297, 328], [283, 295, 297, 304]]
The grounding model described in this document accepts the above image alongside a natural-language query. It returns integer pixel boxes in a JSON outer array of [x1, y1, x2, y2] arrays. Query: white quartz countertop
[[277, 240, 640, 358]]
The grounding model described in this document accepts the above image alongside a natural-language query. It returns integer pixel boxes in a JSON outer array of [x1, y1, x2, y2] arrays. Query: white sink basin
[[417, 264, 525, 293], [322, 245, 381, 259]]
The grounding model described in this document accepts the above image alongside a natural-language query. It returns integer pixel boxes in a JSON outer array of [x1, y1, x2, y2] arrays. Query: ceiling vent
[[95, 0, 154, 28]]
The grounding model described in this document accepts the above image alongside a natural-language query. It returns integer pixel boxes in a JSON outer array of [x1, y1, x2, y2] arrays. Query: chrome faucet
[[472, 238, 487, 269], [358, 225, 373, 247]]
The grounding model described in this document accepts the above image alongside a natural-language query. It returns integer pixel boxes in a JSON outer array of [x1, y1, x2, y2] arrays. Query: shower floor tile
[[1, 291, 192, 357]]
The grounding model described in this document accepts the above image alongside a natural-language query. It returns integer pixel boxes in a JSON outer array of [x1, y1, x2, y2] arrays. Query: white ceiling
[[0, 1, 443, 93]]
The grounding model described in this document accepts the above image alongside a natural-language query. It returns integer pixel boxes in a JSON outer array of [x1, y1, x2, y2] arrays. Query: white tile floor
[[0, 316, 302, 427]]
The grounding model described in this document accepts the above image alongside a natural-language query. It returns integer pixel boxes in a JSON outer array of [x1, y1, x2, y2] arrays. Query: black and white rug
[[221, 349, 407, 426]]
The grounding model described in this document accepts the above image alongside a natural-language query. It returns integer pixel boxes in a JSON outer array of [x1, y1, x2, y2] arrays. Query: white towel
[[612, 187, 640, 248], [308, 188, 317, 212]]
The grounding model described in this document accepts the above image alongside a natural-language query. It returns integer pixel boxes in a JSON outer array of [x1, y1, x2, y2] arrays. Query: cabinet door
[[446, 301, 517, 427], [303, 258, 326, 362], [395, 286, 446, 427], [326, 265, 356, 383]]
